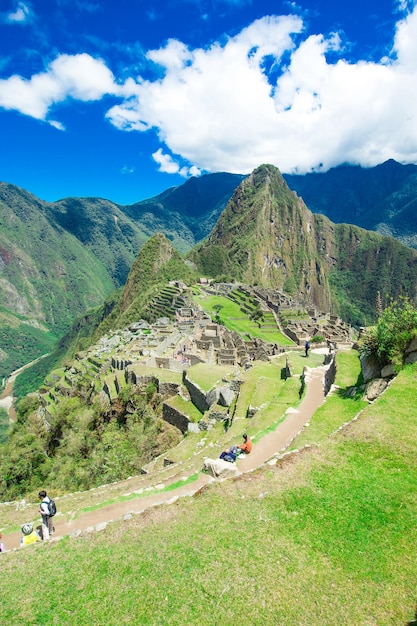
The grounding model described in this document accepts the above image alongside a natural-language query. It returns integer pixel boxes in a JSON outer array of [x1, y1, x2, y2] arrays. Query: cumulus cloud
[[0, 53, 121, 123], [2, 6, 417, 174], [105, 7, 417, 173]]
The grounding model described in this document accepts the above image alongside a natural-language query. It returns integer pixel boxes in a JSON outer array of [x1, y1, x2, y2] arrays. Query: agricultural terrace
[[193, 291, 293, 345]]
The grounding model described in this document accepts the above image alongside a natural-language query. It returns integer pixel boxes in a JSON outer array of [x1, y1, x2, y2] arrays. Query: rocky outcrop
[[405, 336, 417, 364], [364, 378, 389, 402], [360, 354, 384, 383]]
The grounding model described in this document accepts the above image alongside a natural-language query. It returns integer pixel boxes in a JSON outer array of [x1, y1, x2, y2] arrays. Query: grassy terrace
[[193, 292, 293, 345], [126, 364, 182, 384], [164, 394, 204, 423], [185, 362, 235, 392], [1, 361, 416, 624]]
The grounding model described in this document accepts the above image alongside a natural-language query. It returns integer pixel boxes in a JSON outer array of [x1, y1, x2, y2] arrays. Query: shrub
[[312, 334, 325, 343], [359, 295, 417, 367]]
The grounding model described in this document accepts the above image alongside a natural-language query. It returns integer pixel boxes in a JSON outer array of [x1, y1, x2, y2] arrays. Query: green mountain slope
[[46, 196, 148, 286], [190, 164, 417, 325], [0, 174, 242, 378], [284, 159, 417, 248], [99, 232, 198, 332], [121, 172, 245, 251], [0, 184, 116, 377]]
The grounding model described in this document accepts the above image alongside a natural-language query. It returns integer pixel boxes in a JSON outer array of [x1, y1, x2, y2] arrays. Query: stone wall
[[324, 354, 336, 395], [162, 401, 190, 433], [182, 371, 217, 413]]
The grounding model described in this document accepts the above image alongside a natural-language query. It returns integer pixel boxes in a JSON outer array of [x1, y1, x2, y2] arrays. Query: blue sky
[[1, 0, 416, 205]]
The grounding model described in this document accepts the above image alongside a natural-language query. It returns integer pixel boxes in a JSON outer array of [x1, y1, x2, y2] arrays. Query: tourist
[[38, 490, 54, 539], [305, 339, 310, 357], [0, 532, 5, 552], [237, 433, 252, 455]]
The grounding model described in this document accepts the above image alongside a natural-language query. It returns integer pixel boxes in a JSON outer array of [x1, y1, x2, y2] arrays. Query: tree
[[212, 304, 223, 324]]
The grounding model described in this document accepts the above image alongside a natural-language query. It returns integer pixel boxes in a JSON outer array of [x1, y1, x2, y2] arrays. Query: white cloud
[[152, 148, 183, 174], [121, 165, 135, 174], [152, 148, 200, 177], [49, 120, 65, 131], [6, 2, 31, 23], [2, 7, 417, 175], [0, 53, 120, 122], [104, 7, 417, 174]]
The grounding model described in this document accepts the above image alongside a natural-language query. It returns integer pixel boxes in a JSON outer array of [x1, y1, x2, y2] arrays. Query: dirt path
[[4, 358, 329, 552]]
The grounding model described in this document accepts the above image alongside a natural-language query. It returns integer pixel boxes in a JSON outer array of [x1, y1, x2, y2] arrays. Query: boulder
[[404, 350, 417, 365], [405, 336, 417, 355], [218, 385, 235, 407], [364, 378, 388, 402], [360, 354, 381, 383], [381, 363, 396, 378], [202, 458, 240, 478]]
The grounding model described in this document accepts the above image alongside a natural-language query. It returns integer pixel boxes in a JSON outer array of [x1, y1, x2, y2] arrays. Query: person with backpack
[[38, 490, 56, 539]]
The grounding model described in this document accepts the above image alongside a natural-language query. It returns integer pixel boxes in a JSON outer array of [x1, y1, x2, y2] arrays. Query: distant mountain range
[[283, 159, 417, 249], [1, 159, 417, 379]]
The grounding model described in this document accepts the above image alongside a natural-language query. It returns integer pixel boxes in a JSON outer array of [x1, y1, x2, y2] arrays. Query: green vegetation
[[0, 323, 57, 380], [1, 364, 417, 625], [165, 395, 203, 423], [359, 295, 417, 367], [0, 390, 182, 500], [194, 292, 292, 345], [103, 233, 198, 332], [186, 362, 235, 392], [0, 407, 9, 443]]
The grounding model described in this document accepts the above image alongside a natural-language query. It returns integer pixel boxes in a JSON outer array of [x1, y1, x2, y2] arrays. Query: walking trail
[[3, 356, 329, 552]]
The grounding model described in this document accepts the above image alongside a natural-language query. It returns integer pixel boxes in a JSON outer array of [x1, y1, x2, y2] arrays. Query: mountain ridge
[[189, 164, 417, 324], [2, 160, 417, 379], [284, 158, 417, 248]]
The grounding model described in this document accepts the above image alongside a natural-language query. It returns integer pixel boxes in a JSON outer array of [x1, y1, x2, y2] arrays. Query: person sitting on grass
[[219, 434, 253, 462], [237, 433, 252, 456], [20, 523, 39, 547]]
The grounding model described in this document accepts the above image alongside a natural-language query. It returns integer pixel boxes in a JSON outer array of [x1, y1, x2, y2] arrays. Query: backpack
[[48, 498, 57, 517]]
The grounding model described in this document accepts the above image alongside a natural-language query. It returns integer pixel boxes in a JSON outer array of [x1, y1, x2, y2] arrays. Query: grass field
[[193, 292, 293, 345], [1, 359, 416, 624]]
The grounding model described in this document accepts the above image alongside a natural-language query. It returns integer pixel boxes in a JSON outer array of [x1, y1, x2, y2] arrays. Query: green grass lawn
[[1, 363, 417, 625], [194, 293, 293, 345], [165, 394, 204, 423], [185, 362, 235, 392]]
